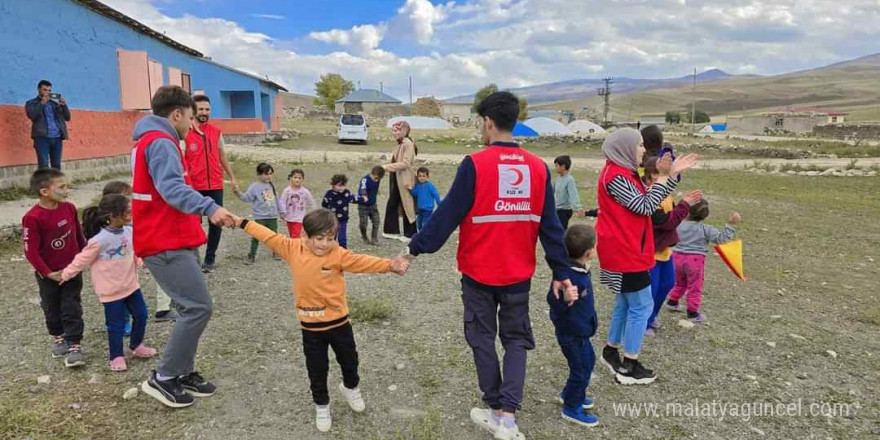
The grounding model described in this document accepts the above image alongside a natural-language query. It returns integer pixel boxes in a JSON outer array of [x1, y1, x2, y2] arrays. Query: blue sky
[[103, 0, 880, 99]]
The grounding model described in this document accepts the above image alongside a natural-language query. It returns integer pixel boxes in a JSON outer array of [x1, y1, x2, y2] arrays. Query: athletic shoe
[[315, 405, 332, 432], [493, 416, 524, 440], [141, 370, 195, 408], [361, 234, 371, 244], [556, 393, 594, 410], [561, 406, 599, 427], [649, 317, 661, 329], [600, 346, 623, 375], [688, 313, 706, 323], [51, 337, 69, 358], [665, 301, 683, 312], [369, 239, 380, 246], [382, 233, 401, 240], [109, 356, 127, 372], [244, 255, 255, 265], [64, 345, 86, 368], [469, 408, 526, 440], [202, 261, 216, 273], [154, 310, 178, 322], [615, 359, 657, 385], [179, 372, 216, 397], [338, 383, 366, 412], [645, 328, 656, 337], [129, 344, 158, 359]]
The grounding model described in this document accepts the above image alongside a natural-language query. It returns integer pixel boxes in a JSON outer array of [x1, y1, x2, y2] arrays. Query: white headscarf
[[601, 128, 643, 170]]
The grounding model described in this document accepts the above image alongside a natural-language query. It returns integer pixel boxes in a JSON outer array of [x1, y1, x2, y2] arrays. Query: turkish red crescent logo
[[509, 168, 524, 186]]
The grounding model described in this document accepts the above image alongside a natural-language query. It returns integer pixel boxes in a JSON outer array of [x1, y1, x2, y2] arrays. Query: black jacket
[[25, 97, 70, 139]]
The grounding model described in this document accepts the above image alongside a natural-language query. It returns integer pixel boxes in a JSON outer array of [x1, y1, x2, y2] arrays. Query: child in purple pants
[[666, 200, 740, 322]]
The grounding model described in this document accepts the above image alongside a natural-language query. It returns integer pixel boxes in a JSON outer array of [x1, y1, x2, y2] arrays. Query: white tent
[[567, 120, 606, 135], [699, 125, 715, 133], [386, 116, 453, 130], [523, 117, 574, 136]]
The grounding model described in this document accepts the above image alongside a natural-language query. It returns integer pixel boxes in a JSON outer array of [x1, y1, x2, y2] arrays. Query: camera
[[49, 93, 62, 100]]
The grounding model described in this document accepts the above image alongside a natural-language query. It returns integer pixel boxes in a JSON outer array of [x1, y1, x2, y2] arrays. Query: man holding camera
[[25, 80, 71, 169]]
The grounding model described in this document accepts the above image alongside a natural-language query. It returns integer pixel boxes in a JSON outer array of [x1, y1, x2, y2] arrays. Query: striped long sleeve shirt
[[599, 176, 678, 294]]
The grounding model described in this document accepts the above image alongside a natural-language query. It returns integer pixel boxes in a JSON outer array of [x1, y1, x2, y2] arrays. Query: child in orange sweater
[[234, 208, 409, 433]]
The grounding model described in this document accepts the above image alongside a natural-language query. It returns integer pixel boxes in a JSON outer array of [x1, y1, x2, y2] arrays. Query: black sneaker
[[243, 255, 255, 265], [600, 346, 623, 375], [615, 359, 657, 385], [202, 261, 216, 273], [141, 370, 195, 408], [179, 372, 216, 397], [154, 310, 179, 322]]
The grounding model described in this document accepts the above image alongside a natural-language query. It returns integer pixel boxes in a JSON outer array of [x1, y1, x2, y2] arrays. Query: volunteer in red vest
[[403, 91, 577, 440], [131, 86, 236, 408], [184, 95, 237, 271]]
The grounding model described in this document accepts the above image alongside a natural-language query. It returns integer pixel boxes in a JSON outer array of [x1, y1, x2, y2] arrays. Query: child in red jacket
[[595, 128, 698, 386]]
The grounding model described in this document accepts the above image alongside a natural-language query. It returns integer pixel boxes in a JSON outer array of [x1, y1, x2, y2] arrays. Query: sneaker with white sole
[[338, 383, 366, 412], [64, 344, 86, 368], [382, 233, 401, 240], [51, 337, 69, 358], [615, 358, 657, 385], [600, 346, 623, 375], [469, 408, 526, 440], [141, 370, 195, 408], [665, 301, 683, 312], [179, 372, 216, 397], [494, 416, 524, 440], [315, 405, 332, 432], [561, 406, 599, 427]]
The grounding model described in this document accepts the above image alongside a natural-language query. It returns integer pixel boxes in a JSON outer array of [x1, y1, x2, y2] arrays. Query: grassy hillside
[[536, 54, 880, 123]]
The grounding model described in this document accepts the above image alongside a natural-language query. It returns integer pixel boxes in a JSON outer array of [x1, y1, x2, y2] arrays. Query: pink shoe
[[130, 344, 157, 359], [109, 356, 127, 372]]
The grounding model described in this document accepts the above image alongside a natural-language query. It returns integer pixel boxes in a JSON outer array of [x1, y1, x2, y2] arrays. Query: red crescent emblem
[[510, 168, 524, 186]]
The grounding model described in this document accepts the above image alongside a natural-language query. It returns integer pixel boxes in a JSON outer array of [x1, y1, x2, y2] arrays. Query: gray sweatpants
[[144, 249, 213, 377]]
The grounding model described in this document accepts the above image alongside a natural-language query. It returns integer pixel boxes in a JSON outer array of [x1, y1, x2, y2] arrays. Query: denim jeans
[[557, 333, 595, 410], [34, 137, 63, 169], [336, 220, 348, 248], [416, 209, 432, 231], [647, 259, 676, 328], [607, 285, 653, 357], [103, 289, 148, 359]]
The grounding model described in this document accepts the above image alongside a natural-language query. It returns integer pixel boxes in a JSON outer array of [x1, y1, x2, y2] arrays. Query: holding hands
[[390, 256, 411, 275]]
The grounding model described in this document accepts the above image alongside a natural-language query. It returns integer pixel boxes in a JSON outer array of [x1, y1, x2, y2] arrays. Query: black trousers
[[383, 176, 417, 237], [557, 209, 573, 230], [198, 189, 224, 264], [302, 323, 360, 405], [36, 272, 84, 344]]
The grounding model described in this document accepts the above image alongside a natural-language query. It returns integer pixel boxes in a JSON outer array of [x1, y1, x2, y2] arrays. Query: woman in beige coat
[[382, 121, 418, 241]]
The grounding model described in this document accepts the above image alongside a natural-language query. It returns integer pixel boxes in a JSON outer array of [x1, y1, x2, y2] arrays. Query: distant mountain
[[535, 53, 880, 123], [445, 69, 747, 104]]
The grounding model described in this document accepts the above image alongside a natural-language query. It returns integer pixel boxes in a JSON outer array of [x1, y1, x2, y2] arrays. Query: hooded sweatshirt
[[132, 115, 219, 217]]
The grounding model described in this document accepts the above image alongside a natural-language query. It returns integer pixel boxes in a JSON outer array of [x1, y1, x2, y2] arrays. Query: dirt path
[[0, 180, 110, 238], [226, 144, 880, 170]]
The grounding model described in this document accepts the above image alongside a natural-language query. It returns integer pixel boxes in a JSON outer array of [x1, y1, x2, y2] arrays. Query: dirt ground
[[1, 152, 879, 440]]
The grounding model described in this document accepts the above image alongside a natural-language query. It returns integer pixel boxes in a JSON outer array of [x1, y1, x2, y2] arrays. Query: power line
[[597, 77, 613, 126]]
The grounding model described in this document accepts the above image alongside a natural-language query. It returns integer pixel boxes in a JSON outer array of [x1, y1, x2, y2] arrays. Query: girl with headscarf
[[381, 121, 418, 241], [594, 128, 698, 386]]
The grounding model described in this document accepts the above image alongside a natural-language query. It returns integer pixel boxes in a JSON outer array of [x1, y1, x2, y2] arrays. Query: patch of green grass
[[0, 185, 32, 202], [350, 297, 397, 323], [386, 411, 446, 440], [0, 392, 92, 440], [416, 372, 444, 390]]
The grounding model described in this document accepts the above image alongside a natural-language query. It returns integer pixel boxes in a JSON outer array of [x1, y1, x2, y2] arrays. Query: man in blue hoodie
[[132, 85, 236, 409]]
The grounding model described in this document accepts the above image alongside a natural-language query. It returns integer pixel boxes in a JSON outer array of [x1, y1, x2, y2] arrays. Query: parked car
[[338, 114, 368, 144]]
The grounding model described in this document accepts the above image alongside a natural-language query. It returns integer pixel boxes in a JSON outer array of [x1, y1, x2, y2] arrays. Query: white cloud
[[99, 0, 880, 99], [251, 14, 285, 20]]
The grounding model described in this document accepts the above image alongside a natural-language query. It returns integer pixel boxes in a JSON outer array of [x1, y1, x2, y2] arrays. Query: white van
[[338, 114, 369, 144]]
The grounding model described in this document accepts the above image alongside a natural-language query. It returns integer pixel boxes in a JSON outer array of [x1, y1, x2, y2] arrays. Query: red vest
[[596, 160, 655, 272], [458, 145, 547, 286], [131, 131, 207, 257], [184, 122, 223, 191]]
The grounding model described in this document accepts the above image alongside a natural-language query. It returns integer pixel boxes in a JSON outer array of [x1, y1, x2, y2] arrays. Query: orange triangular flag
[[715, 239, 745, 280]]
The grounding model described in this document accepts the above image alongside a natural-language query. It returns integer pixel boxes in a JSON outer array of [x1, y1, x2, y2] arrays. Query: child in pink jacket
[[61, 194, 157, 371]]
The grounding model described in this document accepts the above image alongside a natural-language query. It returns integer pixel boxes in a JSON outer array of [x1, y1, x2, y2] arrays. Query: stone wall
[[813, 124, 880, 141], [0, 154, 130, 189]]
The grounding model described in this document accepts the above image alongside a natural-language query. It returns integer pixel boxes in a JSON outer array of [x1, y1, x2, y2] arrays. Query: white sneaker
[[338, 383, 366, 413], [494, 420, 525, 440], [469, 408, 526, 440], [315, 405, 332, 432], [382, 233, 400, 240]]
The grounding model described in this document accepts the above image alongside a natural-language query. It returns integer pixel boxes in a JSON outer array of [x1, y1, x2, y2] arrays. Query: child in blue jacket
[[408, 167, 442, 231], [547, 223, 600, 427]]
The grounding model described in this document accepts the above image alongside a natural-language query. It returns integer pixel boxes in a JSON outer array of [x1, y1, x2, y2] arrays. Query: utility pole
[[380, 82, 383, 93], [597, 77, 613, 126], [408, 76, 413, 116], [691, 68, 696, 131]]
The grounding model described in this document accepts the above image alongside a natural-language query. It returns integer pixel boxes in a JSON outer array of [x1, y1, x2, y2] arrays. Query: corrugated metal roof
[[70, 0, 287, 91], [337, 89, 402, 104]]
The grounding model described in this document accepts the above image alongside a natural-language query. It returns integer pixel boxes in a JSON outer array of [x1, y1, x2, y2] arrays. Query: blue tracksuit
[[547, 260, 597, 410], [409, 180, 442, 231]]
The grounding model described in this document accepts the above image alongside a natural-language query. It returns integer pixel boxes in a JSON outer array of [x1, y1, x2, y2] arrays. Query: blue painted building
[[0, 0, 287, 167]]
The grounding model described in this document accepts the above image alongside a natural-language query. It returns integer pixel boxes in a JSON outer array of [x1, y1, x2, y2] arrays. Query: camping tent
[[386, 116, 453, 130], [523, 117, 573, 136], [567, 120, 606, 135], [512, 122, 539, 137], [699, 125, 715, 133]]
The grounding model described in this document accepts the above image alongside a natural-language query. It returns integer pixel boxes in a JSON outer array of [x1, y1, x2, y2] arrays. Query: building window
[[148, 59, 163, 99], [117, 49, 151, 110], [181, 74, 192, 94], [774, 118, 784, 127]]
